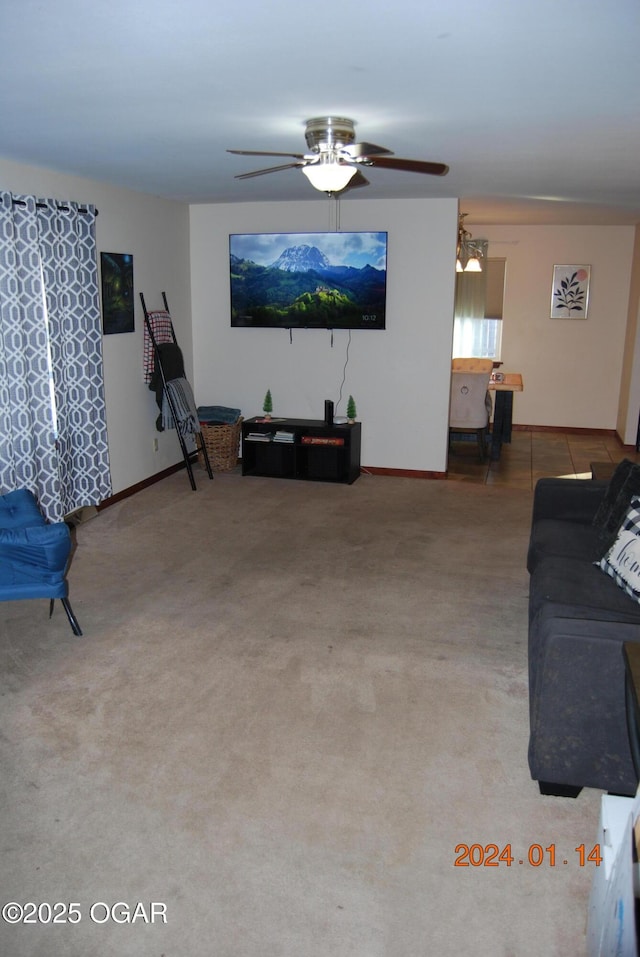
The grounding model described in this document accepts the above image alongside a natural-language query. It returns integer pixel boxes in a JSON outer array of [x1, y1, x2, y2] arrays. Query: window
[[452, 258, 506, 360]]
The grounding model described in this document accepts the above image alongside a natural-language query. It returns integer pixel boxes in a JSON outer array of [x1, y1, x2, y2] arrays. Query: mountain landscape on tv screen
[[230, 243, 386, 329]]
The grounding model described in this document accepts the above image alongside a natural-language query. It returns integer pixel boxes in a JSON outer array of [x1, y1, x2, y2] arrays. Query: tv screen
[[229, 231, 387, 330]]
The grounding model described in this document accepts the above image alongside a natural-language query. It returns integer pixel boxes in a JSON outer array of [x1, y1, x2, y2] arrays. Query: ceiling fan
[[227, 116, 449, 195]]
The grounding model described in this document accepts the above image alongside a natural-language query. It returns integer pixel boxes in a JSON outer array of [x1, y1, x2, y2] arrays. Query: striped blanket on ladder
[[162, 378, 200, 436]]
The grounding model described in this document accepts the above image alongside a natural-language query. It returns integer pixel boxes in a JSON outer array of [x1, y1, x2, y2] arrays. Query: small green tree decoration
[[346, 394, 357, 422], [263, 389, 273, 419]]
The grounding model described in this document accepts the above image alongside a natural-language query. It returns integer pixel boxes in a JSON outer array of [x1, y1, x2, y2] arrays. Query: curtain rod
[[10, 198, 98, 216]]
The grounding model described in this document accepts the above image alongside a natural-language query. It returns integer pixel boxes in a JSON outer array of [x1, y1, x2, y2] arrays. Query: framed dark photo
[[101, 252, 134, 334], [229, 231, 387, 330]]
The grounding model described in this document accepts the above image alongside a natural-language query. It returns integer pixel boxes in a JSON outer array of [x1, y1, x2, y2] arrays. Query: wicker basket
[[197, 417, 243, 472]]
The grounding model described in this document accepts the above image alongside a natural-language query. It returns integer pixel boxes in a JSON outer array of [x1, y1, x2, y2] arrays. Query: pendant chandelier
[[456, 213, 484, 273]]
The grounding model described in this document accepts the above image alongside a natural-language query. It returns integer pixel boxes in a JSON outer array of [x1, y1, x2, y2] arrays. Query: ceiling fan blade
[[227, 149, 306, 160], [341, 141, 393, 158], [361, 156, 449, 176], [234, 161, 305, 180], [327, 169, 371, 196]]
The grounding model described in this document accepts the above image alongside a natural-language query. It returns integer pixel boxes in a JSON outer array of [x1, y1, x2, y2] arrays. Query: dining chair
[[449, 370, 492, 462]]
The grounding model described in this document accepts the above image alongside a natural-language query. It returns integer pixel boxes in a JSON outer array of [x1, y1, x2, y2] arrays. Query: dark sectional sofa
[[527, 468, 640, 798]]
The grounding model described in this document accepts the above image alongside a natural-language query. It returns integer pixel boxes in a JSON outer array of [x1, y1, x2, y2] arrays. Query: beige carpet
[[0, 469, 602, 956]]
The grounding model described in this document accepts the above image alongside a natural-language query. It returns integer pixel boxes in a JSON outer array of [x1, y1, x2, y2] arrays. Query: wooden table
[[488, 373, 523, 460]]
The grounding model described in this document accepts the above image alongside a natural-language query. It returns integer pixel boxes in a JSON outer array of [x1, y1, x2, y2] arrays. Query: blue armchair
[[0, 489, 82, 635]]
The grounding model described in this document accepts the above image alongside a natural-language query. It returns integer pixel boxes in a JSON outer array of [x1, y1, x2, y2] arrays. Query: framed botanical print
[[550, 265, 590, 319]]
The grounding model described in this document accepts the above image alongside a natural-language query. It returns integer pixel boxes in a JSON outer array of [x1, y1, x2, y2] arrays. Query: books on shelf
[[245, 430, 347, 446], [301, 436, 345, 446]]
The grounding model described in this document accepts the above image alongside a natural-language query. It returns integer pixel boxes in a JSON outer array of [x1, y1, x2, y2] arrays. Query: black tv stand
[[241, 417, 361, 485]]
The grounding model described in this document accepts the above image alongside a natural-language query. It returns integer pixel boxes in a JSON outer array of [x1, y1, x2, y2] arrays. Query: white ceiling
[[2, 0, 639, 225]]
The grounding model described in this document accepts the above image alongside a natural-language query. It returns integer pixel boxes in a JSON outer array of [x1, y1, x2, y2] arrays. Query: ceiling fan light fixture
[[229, 117, 449, 193], [301, 158, 358, 193]]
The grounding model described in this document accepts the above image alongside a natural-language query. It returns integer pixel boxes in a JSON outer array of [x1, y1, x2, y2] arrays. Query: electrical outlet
[[153, 437, 159, 452]]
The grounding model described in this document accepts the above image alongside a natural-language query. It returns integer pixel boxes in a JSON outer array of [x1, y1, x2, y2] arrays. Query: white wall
[[2, 151, 637, 498], [190, 198, 458, 473], [0, 157, 192, 494], [476, 224, 636, 430]]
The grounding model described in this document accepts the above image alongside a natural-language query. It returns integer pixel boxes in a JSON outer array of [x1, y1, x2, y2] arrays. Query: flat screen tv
[[229, 231, 387, 330]]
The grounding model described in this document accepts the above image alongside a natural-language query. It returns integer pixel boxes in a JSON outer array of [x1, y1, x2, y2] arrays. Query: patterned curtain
[[0, 192, 112, 521]]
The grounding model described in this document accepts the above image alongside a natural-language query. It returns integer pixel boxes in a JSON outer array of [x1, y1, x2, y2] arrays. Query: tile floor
[[447, 429, 640, 490]]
